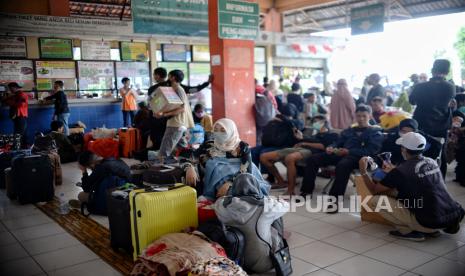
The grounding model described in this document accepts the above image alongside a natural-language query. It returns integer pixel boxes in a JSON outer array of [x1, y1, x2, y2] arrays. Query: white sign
[[211, 55, 221, 66], [81, 40, 111, 60], [0, 59, 34, 89], [78, 61, 114, 78], [0, 13, 133, 37], [0, 36, 27, 58]]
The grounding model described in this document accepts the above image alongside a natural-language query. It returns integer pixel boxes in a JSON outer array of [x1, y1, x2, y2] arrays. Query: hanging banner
[[39, 38, 73, 59], [0, 36, 27, 58], [351, 3, 385, 35], [81, 40, 111, 60], [132, 0, 208, 36], [0, 60, 34, 90], [218, 0, 259, 40], [0, 13, 133, 37], [78, 61, 115, 90], [35, 61, 76, 78], [120, 42, 148, 61]]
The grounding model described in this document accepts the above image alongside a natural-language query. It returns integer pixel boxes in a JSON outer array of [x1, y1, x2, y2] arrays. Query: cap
[[396, 132, 426, 151], [7, 82, 22, 89], [399, 118, 418, 131]]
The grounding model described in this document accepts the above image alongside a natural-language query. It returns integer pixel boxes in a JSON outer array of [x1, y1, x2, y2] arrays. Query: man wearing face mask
[[381, 119, 419, 165], [260, 115, 338, 195], [192, 103, 213, 140], [359, 132, 464, 241]]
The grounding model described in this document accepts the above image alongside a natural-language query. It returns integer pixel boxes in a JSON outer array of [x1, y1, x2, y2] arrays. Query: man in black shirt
[[359, 132, 464, 241], [45, 81, 70, 135], [409, 59, 456, 177], [366, 73, 385, 104]]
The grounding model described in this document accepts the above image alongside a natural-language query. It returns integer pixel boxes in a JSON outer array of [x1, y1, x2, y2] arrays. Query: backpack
[[81, 175, 126, 216], [261, 119, 295, 148], [255, 91, 276, 127], [31, 133, 57, 154]]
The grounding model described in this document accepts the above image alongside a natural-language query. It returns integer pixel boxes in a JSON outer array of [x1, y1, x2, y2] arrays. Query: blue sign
[[132, 0, 209, 37]]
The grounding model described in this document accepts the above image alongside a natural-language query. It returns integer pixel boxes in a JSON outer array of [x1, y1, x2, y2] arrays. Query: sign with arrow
[[351, 3, 385, 35]]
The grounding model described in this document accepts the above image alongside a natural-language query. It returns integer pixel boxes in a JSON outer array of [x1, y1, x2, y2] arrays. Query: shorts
[[276, 147, 312, 166]]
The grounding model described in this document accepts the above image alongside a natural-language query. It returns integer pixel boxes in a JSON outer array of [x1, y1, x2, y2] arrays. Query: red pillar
[[208, 0, 256, 146]]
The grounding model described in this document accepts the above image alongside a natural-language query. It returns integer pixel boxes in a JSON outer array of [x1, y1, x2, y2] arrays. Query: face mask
[[312, 122, 323, 131], [398, 132, 406, 137], [458, 106, 465, 114], [214, 132, 228, 145], [195, 111, 205, 118]]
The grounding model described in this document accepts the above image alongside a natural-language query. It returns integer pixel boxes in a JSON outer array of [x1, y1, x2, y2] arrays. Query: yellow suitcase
[[129, 185, 198, 260]]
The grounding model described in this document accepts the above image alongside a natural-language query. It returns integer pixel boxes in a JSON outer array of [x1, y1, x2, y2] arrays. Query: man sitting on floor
[[301, 105, 384, 209], [260, 115, 338, 196], [48, 120, 77, 163], [69, 151, 131, 214], [359, 132, 464, 241]]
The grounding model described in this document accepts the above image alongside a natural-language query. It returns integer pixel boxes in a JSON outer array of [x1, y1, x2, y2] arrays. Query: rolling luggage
[[11, 155, 54, 204], [107, 185, 136, 253], [142, 164, 184, 186], [0, 150, 30, 189], [5, 168, 15, 199], [129, 185, 198, 260], [119, 128, 141, 158]]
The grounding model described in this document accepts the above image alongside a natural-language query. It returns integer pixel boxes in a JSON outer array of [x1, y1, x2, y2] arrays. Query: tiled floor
[[1, 160, 465, 276]]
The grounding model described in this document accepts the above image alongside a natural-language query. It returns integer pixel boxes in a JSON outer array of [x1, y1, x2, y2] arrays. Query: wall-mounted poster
[[78, 61, 115, 90], [0, 36, 27, 58], [162, 44, 187, 62], [81, 40, 111, 60], [39, 38, 73, 59], [192, 45, 210, 62], [35, 60, 76, 90], [0, 60, 34, 90], [120, 42, 148, 61], [115, 62, 150, 90]]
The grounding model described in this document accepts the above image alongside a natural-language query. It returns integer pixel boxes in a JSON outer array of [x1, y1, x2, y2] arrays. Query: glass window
[[73, 47, 81, 60], [254, 47, 266, 63], [111, 49, 121, 61]]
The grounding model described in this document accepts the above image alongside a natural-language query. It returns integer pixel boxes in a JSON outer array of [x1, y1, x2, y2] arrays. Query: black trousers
[[122, 110, 135, 127], [301, 153, 360, 197], [13, 117, 27, 146]]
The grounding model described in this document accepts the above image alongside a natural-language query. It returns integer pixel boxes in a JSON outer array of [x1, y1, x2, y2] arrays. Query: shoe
[[420, 231, 441, 238], [68, 199, 81, 209], [389, 230, 425, 241]]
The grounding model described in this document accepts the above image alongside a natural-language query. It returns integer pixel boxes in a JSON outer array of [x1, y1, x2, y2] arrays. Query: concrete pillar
[[48, 0, 70, 16], [208, 0, 257, 146]]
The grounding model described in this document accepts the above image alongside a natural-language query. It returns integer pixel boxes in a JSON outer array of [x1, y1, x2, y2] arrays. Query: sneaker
[[389, 230, 425, 241], [68, 199, 81, 209], [421, 231, 441, 238]]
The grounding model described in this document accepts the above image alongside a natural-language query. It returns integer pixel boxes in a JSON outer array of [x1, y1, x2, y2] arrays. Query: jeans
[[122, 110, 136, 127], [13, 117, 27, 146], [57, 113, 70, 136], [159, 127, 187, 157]]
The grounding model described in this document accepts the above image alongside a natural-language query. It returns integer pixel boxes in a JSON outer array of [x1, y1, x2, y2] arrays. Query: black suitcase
[[11, 154, 54, 204], [197, 219, 246, 266], [0, 150, 30, 189], [106, 187, 133, 253], [142, 165, 184, 186]]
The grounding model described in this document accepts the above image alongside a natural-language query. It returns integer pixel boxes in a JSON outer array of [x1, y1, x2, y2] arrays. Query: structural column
[[208, 0, 257, 146]]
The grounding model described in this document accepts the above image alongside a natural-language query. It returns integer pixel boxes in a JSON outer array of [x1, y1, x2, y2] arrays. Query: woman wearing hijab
[[182, 118, 270, 200], [330, 79, 356, 129]]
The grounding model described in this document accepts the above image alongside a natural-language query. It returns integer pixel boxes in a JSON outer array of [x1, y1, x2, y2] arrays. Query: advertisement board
[[120, 42, 148, 61], [115, 61, 150, 90], [162, 44, 188, 62], [81, 40, 111, 60], [0, 36, 27, 58], [0, 59, 34, 90], [78, 61, 115, 90], [39, 38, 73, 59], [192, 45, 210, 62]]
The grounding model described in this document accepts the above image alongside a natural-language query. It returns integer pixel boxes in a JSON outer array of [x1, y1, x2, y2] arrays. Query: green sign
[[218, 0, 259, 40], [132, 0, 208, 37], [39, 38, 73, 59], [351, 3, 385, 35], [120, 42, 148, 61]]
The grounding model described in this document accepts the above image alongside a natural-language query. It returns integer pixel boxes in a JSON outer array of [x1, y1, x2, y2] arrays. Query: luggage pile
[[0, 134, 22, 152]]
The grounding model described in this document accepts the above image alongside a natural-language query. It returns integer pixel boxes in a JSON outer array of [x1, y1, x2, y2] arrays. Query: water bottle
[[58, 193, 70, 215]]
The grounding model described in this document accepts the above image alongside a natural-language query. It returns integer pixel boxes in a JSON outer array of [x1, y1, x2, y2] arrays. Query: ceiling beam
[[275, 0, 340, 13]]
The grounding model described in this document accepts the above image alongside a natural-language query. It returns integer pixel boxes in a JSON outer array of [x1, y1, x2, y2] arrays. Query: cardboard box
[[354, 175, 392, 226], [150, 87, 183, 113]]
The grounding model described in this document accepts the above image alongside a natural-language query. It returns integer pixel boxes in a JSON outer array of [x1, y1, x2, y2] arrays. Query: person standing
[[119, 77, 138, 127], [3, 82, 28, 146], [45, 80, 70, 135], [155, 70, 194, 157], [409, 59, 456, 177], [330, 79, 355, 129], [366, 73, 385, 104]]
